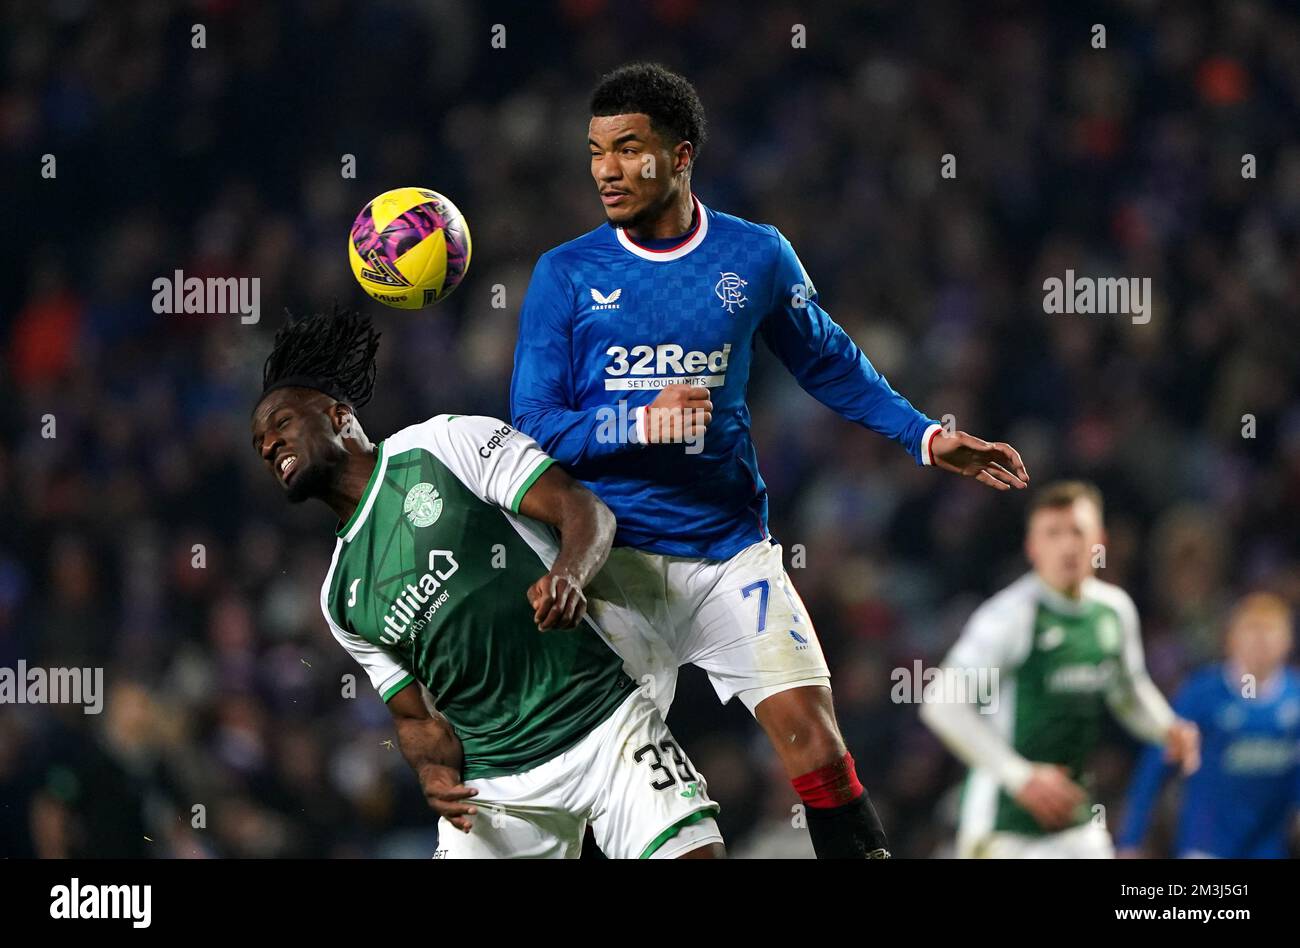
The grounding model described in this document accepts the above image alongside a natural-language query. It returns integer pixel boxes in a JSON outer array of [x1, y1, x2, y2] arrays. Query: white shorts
[[586, 538, 831, 715], [432, 690, 721, 859], [962, 821, 1115, 859]]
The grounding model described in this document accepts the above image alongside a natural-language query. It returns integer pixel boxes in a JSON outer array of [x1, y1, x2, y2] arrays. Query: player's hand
[[930, 430, 1029, 491], [1116, 847, 1145, 859], [1014, 764, 1087, 831], [1163, 719, 1200, 776], [526, 569, 587, 631], [418, 763, 478, 833], [644, 384, 712, 444]]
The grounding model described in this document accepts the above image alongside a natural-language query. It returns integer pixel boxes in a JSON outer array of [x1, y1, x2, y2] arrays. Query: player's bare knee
[[755, 689, 846, 772], [774, 723, 845, 773]]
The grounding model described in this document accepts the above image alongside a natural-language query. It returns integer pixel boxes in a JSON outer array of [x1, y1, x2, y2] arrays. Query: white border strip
[[635, 405, 649, 444], [342, 447, 390, 542], [920, 423, 944, 466], [615, 195, 709, 262]]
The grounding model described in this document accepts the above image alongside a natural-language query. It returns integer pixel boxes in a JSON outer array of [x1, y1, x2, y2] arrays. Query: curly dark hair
[[258, 304, 381, 409], [590, 62, 707, 163]]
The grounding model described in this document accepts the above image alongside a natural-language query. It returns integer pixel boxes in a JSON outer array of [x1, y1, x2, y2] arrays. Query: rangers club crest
[[714, 272, 748, 313], [403, 482, 443, 527]]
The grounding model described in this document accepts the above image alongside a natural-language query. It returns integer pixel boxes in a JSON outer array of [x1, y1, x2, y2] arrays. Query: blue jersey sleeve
[[509, 253, 642, 465], [758, 232, 940, 465], [1116, 677, 1199, 849], [1292, 741, 1300, 808], [1292, 675, 1300, 808], [1116, 744, 1174, 849]]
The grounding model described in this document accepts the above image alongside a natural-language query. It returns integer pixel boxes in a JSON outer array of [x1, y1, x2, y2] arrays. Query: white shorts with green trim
[[586, 538, 832, 716], [962, 821, 1115, 859], [432, 690, 721, 859]]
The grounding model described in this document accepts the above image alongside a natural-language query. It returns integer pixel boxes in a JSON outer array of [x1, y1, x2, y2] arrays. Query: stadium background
[[2, 0, 1297, 858]]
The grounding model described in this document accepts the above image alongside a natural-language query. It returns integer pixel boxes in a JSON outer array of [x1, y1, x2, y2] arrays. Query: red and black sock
[[792, 752, 890, 859]]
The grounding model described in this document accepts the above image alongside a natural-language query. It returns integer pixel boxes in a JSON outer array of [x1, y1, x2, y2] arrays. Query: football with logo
[[348, 187, 472, 309]]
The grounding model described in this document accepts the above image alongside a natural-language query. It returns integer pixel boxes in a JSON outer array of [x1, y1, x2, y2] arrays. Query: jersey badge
[[1038, 625, 1066, 651], [404, 482, 444, 527], [714, 272, 748, 313]]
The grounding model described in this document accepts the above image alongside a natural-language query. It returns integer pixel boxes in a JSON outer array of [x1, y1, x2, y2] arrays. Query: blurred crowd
[[2, 0, 1298, 858]]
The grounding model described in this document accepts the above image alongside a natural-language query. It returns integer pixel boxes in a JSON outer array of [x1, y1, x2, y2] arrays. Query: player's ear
[[330, 401, 355, 436], [674, 140, 693, 175]]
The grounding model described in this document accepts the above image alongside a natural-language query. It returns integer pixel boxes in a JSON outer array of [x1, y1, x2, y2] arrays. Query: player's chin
[[284, 460, 327, 503], [1057, 566, 1087, 586], [604, 202, 642, 227]]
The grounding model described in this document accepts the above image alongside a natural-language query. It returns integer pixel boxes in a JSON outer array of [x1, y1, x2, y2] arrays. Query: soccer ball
[[348, 187, 472, 309]]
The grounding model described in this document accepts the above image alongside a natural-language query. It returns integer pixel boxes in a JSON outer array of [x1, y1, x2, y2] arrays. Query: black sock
[[805, 792, 891, 859]]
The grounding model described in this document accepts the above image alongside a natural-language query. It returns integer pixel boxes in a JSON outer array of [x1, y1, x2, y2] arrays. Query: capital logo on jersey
[[1038, 625, 1065, 651], [714, 272, 748, 313], [590, 287, 622, 309], [403, 482, 444, 527]]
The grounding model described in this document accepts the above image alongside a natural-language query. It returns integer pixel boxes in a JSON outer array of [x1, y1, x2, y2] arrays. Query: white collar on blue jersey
[[614, 194, 709, 262]]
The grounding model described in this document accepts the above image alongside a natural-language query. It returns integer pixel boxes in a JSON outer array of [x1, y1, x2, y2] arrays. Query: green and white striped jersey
[[320, 414, 633, 780], [946, 572, 1168, 838]]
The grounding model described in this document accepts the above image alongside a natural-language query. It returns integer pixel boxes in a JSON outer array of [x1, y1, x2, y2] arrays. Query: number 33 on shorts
[[633, 739, 700, 794]]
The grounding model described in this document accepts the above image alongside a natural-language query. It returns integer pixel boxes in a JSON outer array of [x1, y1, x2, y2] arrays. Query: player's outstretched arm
[[1115, 742, 1179, 857], [760, 233, 1029, 485], [516, 464, 617, 631], [388, 683, 479, 832]]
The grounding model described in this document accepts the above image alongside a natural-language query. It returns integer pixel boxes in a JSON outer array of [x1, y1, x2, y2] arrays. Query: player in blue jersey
[[1118, 593, 1300, 858], [509, 62, 1029, 858]]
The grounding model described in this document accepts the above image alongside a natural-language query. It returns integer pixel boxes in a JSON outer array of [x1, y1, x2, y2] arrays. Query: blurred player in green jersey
[[921, 481, 1199, 857]]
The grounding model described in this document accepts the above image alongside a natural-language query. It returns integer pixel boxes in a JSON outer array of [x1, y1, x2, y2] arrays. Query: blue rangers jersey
[[1118, 664, 1300, 858], [510, 194, 942, 560]]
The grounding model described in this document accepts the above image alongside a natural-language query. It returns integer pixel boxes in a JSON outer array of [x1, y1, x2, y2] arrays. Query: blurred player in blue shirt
[[1118, 593, 1300, 858], [510, 62, 1029, 858]]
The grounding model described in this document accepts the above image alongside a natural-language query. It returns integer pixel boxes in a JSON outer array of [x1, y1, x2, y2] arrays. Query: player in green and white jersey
[[250, 308, 723, 859], [920, 481, 1200, 857]]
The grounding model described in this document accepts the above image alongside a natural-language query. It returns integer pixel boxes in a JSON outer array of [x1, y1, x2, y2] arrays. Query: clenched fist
[[642, 384, 712, 444]]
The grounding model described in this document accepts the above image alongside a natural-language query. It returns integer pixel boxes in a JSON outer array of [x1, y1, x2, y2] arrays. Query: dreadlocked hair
[[260, 304, 381, 408]]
